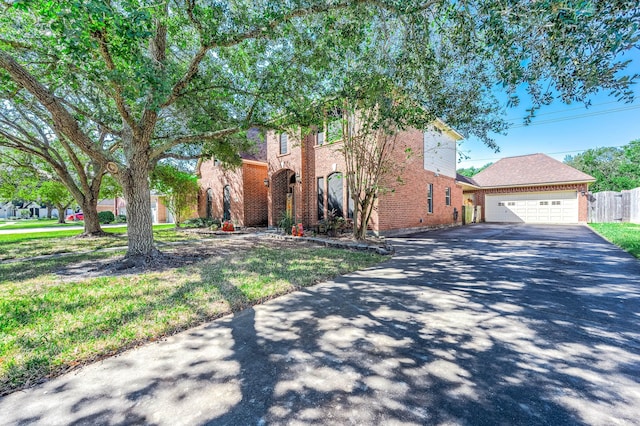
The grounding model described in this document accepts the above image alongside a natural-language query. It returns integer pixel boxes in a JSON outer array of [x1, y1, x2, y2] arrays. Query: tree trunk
[[121, 162, 158, 259], [80, 200, 103, 235], [75, 183, 105, 236], [55, 203, 66, 224]]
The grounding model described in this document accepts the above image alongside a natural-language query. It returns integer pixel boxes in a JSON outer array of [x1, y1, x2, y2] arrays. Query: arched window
[[223, 185, 231, 221], [327, 172, 344, 217], [206, 188, 213, 219]]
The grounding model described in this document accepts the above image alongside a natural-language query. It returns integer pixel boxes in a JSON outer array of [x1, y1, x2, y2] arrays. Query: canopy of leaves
[[0, 149, 72, 205], [457, 163, 494, 178], [2, 0, 638, 160], [564, 139, 640, 192]]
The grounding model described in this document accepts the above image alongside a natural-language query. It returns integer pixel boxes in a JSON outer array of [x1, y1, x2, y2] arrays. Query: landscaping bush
[[116, 214, 126, 223], [182, 217, 221, 228], [278, 212, 294, 235], [98, 211, 115, 224]]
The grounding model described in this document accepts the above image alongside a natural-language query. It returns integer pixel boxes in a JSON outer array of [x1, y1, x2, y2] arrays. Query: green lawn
[[0, 237, 383, 395], [589, 223, 640, 259], [0, 219, 86, 230], [0, 224, 182, 260]]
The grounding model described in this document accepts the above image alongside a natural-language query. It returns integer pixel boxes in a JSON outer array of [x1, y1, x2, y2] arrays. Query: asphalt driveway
[[1, 224, 639, 425]]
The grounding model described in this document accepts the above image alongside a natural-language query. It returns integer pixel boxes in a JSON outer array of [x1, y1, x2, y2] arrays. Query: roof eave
[[242, 159, 268, 167], [433, 118, 465, 141]]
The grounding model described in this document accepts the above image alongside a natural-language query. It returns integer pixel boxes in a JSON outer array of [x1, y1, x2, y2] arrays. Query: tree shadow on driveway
[[1, 224, 639, 425]]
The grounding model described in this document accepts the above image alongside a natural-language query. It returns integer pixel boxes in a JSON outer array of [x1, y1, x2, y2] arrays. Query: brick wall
[[375, 129, 463, 231], [265, 126, 463, 233], [309, 135, 346, 226], [266, 130, 306, 226], [242, 162, 268, 226], [198, 159, 246, 225]]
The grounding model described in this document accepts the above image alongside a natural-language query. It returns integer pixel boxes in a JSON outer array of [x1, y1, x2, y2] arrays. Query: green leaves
[[150, 163, 198, 225], [565, 139, 640, 192]]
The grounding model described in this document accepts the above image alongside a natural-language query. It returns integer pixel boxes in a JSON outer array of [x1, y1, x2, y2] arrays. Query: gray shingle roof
[[239, 128, 267, 162], [472, 153, 595, 187], [456, 173, 480, 187]]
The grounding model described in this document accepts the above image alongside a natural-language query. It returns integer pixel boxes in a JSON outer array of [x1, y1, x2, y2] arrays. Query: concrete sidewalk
[[1, 224, 639, 425]]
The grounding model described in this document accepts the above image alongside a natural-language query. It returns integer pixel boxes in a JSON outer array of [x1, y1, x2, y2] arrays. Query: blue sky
[[457, 50, 640, 170]]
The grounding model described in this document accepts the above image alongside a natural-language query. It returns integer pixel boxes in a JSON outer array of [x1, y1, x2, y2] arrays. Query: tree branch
[[57, 97, 122, 137], [0, 49, 107, 165], [157, 152, 202, 161], [149, 127, 240, 161], [161, 0, 388, 109], [92, 30, 137, 131]]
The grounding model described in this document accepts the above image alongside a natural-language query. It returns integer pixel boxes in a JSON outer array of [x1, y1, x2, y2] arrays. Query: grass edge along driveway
[[589, 222, 640, 259], [0, 236, 384, 396]]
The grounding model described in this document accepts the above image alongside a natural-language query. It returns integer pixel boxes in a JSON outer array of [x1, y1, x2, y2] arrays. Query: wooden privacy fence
[[588, 187, 640, 223]]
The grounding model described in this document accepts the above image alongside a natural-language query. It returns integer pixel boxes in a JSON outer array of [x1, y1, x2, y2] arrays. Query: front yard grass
[[0, 224, 180, 261], [589, 223, 640, 259], [0, 219, 85, 230], [0, 234, 384, 395]]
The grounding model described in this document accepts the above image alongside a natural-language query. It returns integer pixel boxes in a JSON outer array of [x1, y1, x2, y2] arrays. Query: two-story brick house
[[265, 119, 465, 235]]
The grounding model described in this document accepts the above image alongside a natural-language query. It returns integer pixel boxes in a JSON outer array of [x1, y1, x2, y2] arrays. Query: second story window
[[317, 131, 324, 146], [279, 133, 288, 155], [326, 120, 342, 143]]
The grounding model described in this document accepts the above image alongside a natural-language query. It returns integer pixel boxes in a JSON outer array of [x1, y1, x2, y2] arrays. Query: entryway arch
[[272, 169, 296, 224]]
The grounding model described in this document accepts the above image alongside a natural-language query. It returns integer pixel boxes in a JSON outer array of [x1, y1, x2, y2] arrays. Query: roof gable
[[456, 173, 480, 187], [472, 153, 595, 187]]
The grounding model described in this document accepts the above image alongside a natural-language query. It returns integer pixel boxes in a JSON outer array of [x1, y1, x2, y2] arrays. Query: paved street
[[1, 224, 639, 425]]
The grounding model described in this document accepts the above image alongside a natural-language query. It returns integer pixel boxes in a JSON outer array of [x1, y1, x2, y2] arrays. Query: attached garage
[[485, 191, 578, 223]]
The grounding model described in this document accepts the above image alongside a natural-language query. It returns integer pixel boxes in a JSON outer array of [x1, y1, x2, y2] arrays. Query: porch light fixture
[[581, 190, 586, 196], [263, 178, 270, 187], [295, 172, 302, 184]]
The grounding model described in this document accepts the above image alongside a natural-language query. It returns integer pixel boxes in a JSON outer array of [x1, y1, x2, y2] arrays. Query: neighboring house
[[0, 201, 48, 219], [264, 120, 465, 234], [0, 201, 15, 219], [97, 198, 127, 216], [197, 140, 268, 227], [96, 195, 173, 224], [458, 153, 596, 224]]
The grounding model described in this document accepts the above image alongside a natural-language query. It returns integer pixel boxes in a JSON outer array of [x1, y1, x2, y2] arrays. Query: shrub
[[318, 209, 347, 236], [116, 214, 127, 223], [98, 211, 115, 224], [19, 209, 30, 219], [182, 217, 221, 228], [277, 212, 294, 235]]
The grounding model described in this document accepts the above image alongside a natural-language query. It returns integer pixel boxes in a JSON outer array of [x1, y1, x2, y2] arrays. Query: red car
[[66, 212, 84, 221]]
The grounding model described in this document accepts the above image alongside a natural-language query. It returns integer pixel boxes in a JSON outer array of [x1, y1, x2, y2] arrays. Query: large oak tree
[[1, 0, 638, 261]]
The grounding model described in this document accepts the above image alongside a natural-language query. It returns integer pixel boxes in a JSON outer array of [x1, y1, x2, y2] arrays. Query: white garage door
[[485, 191, 578, 223]]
